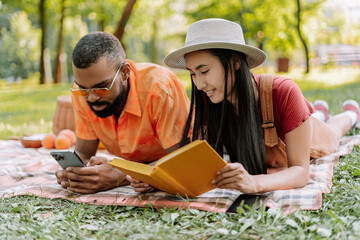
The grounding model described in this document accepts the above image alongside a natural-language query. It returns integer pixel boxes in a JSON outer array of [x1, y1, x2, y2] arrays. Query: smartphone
[[50, 150, 86, 169]]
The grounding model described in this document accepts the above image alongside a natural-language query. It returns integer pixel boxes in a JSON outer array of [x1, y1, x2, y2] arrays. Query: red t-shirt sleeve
[[272, 76, 314, 139]]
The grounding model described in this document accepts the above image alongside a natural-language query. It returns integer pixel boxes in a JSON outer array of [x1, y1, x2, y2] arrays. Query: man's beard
[[87, 84, 126, 118]]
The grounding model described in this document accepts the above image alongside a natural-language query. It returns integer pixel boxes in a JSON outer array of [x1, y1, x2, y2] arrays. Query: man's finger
[[67, 186, 97, 194], [61, 179, 98, 189], [66, 164, 108, 175], [61, 171, 101, 184], [87, 157, 108, 166]]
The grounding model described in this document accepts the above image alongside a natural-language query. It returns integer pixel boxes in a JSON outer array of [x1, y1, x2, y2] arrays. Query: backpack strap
[[259, 74, 279, 147]]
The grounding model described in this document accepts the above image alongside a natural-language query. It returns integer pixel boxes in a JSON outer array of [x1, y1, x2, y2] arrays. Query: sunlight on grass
[[0, 120, 53, 139], [253, 65, 360, 88], [0, 81, 70, 139], [1, 68, 360, 140], [283, 66, 360, 85]]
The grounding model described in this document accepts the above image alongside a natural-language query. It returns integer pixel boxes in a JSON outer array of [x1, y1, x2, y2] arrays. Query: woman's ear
[[231, 54, 241, 70], [234, 61, 240, 70]]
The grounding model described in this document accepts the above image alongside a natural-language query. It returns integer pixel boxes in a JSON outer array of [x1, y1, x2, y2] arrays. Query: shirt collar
[[122, 60, 142, 117]]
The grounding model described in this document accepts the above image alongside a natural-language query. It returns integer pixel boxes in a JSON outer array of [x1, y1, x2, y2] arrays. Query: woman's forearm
[[253, 165, 309, 193]]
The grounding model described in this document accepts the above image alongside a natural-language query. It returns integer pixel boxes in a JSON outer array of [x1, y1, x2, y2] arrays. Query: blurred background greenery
[[1, 0, 360, 84], [1, 0, 360, 139]]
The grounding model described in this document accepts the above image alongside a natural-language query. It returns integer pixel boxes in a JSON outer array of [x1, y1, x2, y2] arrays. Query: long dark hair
[[180, 49, 266, 175]]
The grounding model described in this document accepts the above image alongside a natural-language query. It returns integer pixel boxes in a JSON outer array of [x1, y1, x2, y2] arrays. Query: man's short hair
[[72, 32, 126, 69]]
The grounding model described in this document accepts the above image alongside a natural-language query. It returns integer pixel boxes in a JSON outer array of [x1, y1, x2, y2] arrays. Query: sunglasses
[[71, 62, 124, 97]]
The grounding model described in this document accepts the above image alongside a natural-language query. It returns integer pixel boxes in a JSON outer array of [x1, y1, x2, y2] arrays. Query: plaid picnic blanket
[[266, 135, 360, 214], [1, 135, 360, 214]]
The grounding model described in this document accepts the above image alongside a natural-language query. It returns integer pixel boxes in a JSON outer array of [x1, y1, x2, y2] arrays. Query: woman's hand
[[126, 175, 155, 193], [211, 119, 312, 194], [212, 163, 260, 194]]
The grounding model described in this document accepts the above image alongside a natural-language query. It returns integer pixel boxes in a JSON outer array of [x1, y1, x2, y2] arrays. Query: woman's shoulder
[[253, 73, 298, 91], [272, 75, 297, 89]]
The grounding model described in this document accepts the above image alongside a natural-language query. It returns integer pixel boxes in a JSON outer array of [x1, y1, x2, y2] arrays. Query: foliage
[[0, 0, 350, 82], [124, 0, 179, 64], [0, 11, 40, 79], [182, 0, 324, 59], [65, 0, 127, 32], [306, 0, 360, 46], [0, 5, 10, 32]]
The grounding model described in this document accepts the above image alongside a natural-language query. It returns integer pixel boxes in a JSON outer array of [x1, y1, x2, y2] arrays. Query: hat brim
[[164, 42, 267, 69]]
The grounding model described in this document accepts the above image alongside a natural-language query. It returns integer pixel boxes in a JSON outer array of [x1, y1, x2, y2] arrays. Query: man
[[55, 32, 190, 194]]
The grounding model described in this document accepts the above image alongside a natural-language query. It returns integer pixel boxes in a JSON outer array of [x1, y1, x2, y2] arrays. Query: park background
[[1, 0, 360, 85], [1, 0, 360, 139], [1, 0, 360, 239]]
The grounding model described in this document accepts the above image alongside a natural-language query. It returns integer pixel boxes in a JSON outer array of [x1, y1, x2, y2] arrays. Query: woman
[[129, 18, 360, 194]]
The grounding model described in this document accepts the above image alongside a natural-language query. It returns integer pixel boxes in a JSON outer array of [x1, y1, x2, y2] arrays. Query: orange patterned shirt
[[72, 60, 190, 163]]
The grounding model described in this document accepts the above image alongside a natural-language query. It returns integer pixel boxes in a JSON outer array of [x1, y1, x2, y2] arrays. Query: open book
[[109, 140, 227, 197]]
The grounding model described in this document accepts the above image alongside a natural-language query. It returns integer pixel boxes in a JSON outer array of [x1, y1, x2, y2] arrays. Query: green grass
[[1, 72, 360, 239], [1, 145, 360, 239], [0, 83, 70, 139]]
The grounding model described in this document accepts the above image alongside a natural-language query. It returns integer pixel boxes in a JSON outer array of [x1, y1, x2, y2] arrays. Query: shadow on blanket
[[1, 135, 359, 214]]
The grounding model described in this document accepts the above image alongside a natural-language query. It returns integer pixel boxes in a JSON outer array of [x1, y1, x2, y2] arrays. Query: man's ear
[[121, 62, 131, 81]]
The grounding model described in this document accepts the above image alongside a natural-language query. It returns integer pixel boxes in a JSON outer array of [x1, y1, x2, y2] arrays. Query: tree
[[296, 0, 310, 74], [39, 0, 46, 84], [54, 0, 65, 84], [113, 0, 137, 46]]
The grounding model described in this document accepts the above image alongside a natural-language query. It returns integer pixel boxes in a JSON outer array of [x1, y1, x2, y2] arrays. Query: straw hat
[[164, 18, 267, 69]]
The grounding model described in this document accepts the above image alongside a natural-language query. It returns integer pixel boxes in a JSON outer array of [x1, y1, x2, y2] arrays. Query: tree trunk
[[151, 20, 158, 63], [296, 0, 310, 74], [54, 0, 65, 84], [99, 19, 105, 31], [39, 0, 46, 84], [113, 0, 137, 47]]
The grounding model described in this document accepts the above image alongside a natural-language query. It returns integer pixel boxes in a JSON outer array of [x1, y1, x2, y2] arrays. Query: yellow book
[[109, 140, 227, 197]]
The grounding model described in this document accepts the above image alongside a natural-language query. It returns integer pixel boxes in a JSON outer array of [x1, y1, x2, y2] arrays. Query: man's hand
[[126, 175, 155, 193], [55, 156, 129, 194]]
